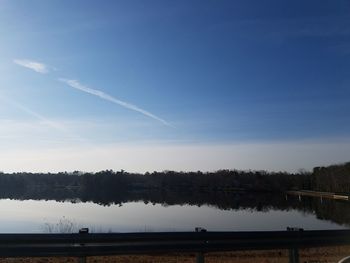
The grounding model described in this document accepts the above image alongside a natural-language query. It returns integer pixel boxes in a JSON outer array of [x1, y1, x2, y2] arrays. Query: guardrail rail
[[0, 229, 350, 263]]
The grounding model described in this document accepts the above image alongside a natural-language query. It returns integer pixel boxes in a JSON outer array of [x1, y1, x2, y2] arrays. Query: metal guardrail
[[0, 230, 349, 262]]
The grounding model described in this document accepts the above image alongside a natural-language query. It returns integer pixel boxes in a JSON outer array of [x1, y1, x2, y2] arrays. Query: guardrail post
[[289, 247, 299, 263], [78, 228, 89, 263], [287, 227, 302, 263], [195, 227, 207, 263], [196, 252, 205, 263]]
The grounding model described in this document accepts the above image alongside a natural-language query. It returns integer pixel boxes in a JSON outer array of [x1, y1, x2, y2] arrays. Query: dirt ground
[[1, 245, 350, 263]]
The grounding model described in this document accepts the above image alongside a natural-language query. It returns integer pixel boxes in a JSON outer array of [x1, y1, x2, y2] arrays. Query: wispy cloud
[[59, 78, 173, 127], [13, 59, 49, 74], [3, 97, 66, 132], [0, 96, 86, 144]]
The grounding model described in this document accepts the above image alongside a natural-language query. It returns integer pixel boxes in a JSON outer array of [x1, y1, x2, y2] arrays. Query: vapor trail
[[1, 96, 85, 142], [59, 78, 173, 127], [3, 97, 66, 132]]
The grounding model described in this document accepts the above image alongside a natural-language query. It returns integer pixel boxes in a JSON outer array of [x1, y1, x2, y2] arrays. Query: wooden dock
[[287, 190, 349, 201]]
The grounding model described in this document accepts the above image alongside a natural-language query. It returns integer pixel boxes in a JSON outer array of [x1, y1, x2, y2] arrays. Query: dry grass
[[0, 245, 350, 263]]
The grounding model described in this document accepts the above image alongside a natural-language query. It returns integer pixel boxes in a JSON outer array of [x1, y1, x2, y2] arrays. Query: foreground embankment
[[2, 245, 350, 263]]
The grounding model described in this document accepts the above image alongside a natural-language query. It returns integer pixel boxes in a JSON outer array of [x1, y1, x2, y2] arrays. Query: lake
[[0, 192, 349, 233]]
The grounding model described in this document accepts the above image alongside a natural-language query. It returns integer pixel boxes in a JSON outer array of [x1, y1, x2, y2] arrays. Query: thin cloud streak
[[0, 96, 85, 143], [13, 59, 49, 74], [3, 97, 66, 132], [59, 78, 173, 127]]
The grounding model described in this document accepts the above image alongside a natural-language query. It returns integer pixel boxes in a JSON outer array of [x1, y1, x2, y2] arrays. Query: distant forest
[[0, 161, 349, 196], [311, 162, 350, 193], [0, 168, 305, 198]]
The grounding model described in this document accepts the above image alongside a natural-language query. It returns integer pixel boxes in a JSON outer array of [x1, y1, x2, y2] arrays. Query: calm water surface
[[0, 198, 347, 233]]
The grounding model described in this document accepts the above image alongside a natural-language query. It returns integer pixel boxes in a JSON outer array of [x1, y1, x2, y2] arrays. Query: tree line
[[0, 169, 307, 196], [0, 162, 350, 195], [311, 162, 350, 193], [0, 161, 348, 199]]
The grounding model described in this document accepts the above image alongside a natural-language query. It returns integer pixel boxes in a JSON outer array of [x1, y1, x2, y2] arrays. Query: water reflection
[[0, 188, 349, 232], [0, 199, 345, 233]]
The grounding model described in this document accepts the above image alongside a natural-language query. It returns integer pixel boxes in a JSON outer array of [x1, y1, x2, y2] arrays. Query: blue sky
[[1, 0, 350, 172]]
